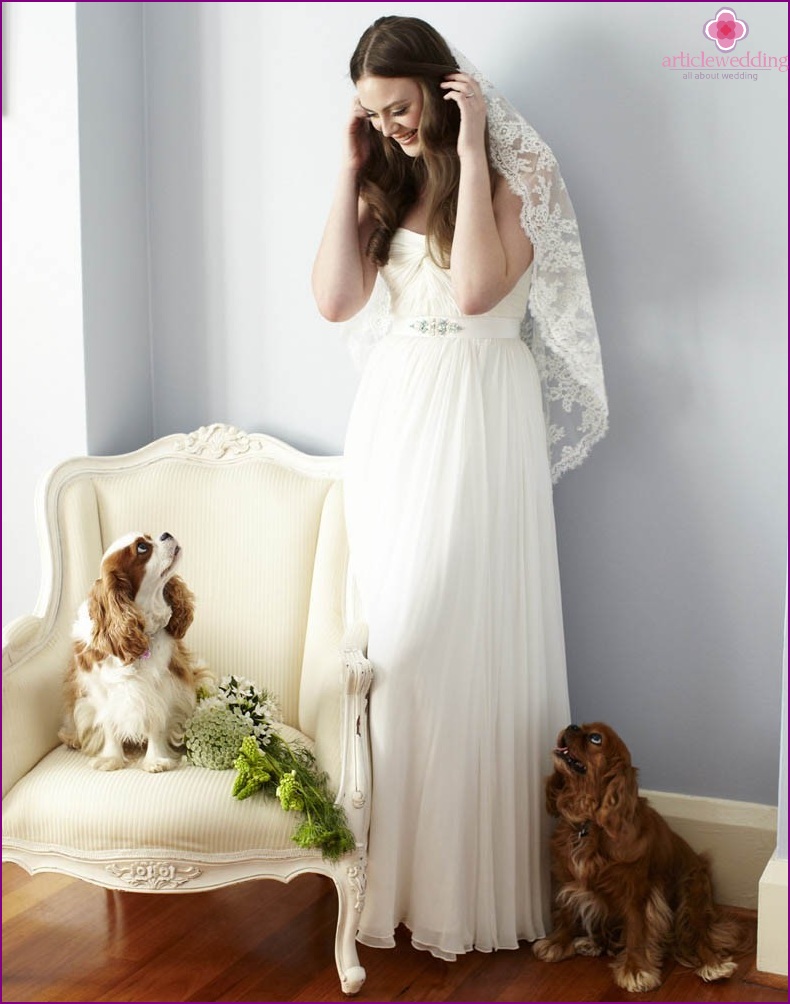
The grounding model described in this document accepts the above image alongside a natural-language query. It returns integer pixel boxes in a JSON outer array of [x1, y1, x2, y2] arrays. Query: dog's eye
[[588, 733, 603, 745], [136, 541, 150, 555]]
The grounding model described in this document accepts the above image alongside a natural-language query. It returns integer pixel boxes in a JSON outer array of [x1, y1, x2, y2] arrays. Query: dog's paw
[[142, 756, 180, 773], [611, 960, 662, 993], [697, 959, 737, 982], [92, 755, 125, 771], [573, 936, 603, 957], [533, 938, 574, 963], [58, 728, 81, 750]]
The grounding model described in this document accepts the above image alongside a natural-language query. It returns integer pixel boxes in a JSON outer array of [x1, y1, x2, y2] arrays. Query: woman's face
[[356, 76, 424, 157]]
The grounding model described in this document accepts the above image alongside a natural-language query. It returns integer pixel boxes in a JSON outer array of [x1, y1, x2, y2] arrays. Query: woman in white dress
[[313, 16, 607, 962]]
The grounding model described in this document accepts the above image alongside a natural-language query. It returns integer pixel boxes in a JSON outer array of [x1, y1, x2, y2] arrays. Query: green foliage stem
[[232, 733, 355, 861]]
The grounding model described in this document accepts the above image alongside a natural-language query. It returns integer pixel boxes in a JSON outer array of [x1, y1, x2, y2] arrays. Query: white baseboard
[[643, 789, 777, 910], [757, 854, 788, 976]]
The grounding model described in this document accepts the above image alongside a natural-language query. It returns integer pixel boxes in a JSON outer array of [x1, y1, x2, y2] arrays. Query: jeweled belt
[[390, 315, 521, 339]]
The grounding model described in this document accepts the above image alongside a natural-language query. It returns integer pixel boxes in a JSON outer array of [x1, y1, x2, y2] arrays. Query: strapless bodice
[[380, 228, 532, 321]]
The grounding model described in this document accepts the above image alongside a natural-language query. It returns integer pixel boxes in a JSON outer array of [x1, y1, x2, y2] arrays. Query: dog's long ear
[[88, 572, 148, 663], [164, 575, 195, 639], [545, 769, 566, 817], [595, 764, 639, 840]]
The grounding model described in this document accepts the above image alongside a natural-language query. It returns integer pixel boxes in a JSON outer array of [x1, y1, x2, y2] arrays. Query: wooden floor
[[2, 863, 786, 1003]]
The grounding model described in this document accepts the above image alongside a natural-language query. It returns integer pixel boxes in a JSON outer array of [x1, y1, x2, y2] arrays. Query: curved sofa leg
[[334, 853, 367, 994]]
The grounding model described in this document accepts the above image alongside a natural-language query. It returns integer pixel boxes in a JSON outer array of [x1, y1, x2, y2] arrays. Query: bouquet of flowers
[[185, 676, 355, 862], [185, 676, 279, 769]]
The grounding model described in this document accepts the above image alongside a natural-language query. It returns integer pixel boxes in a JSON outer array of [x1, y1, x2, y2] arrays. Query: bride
[[313, 14, 607, 962]]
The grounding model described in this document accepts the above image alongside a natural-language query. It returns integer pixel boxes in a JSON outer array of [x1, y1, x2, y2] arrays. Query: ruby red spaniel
[[533, 722, 751, 993], [59, 532, 210, 772]]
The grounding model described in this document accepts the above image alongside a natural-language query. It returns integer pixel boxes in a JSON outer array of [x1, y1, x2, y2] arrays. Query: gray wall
[[5, 2, 787, 807], [76, 2, 153, 456]]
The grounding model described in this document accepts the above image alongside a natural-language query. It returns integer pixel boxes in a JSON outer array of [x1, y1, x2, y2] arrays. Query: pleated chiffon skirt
[[344, 325, 571, 960]]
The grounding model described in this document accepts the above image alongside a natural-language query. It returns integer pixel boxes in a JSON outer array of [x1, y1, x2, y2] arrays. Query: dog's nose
[[567, 724, 581, 733], [159, 532, 173, 542]]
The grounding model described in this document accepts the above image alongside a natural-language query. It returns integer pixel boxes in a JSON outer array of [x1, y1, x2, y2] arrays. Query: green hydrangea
[[184, 698, 253, 769]]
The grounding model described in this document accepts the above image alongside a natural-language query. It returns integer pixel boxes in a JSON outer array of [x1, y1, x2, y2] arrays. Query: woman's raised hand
[[440, 72, 487, 160], [345, 99, 372, 172]]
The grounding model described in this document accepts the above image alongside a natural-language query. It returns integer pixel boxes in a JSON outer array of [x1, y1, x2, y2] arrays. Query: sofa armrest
[[335, 646, 373, 846], [3, 615, 47, 668], [3, 624, 72, 797], [341, 622, 369, 657]]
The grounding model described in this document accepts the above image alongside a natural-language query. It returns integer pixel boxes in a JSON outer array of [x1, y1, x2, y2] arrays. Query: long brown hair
[[350, 16, 494, 268]]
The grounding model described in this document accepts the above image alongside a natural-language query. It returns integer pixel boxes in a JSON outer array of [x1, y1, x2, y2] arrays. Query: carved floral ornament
[[176, 424, 263, 459], [347, 862, 367, 912], [107, 860, 202, 890]]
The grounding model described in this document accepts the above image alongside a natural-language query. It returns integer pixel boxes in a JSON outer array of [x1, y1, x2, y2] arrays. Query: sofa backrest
[[28, 428, 346, 733]]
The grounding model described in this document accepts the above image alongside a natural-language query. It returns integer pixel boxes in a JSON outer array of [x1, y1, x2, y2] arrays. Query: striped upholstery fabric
[[3, 726, 314, 858]]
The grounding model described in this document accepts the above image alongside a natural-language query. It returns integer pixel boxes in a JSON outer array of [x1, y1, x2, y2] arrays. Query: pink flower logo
[[703, 7, 749, 52]]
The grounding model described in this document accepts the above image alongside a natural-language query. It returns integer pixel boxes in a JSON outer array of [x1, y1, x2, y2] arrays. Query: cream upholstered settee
[[2, 424, 373, 995]]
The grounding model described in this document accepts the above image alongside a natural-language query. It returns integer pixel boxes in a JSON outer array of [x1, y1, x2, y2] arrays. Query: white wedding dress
[[344, 228, 571, 960]]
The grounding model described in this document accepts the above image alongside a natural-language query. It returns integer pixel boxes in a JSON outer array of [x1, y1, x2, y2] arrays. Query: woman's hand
[[440, 73, 487, 160], [346, 99, 372, 172]]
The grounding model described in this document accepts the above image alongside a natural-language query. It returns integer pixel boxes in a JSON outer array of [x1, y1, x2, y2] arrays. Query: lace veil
[[343, 49, 608, 484]]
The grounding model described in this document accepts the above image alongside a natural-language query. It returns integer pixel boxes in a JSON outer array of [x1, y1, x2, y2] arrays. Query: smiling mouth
[[554, 746, 587, 775], [395, 129, 418, 146]]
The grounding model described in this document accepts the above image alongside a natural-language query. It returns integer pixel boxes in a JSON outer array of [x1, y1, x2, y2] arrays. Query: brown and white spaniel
[[59, 532, 210, 772], [533, 722, 751, 993]]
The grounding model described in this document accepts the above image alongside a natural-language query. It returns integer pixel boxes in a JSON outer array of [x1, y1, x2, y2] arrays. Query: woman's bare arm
[[312, 105, 378, 322], [442, 73, 533, 315]]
